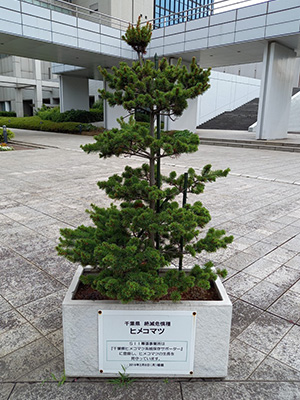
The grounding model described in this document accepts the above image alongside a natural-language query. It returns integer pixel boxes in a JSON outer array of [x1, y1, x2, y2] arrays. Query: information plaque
[[98, 310, 196, 375]]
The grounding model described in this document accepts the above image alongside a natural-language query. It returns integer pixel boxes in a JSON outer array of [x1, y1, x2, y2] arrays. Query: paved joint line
[[179, 381, 185, 399], [163, 164, 300, 185], [6, 383, 16, 400], [236, 297, 300, 329], [4, 243, 69, 291]]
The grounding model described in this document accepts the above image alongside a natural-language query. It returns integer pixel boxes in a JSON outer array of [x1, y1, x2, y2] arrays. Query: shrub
[[0, 126, 14, 142], [36, 106, 103, 123], [57, 18, 233, 303], [36, 106, 61, 121], [0, 116, 99, 134], [0, 111, 16, 117]]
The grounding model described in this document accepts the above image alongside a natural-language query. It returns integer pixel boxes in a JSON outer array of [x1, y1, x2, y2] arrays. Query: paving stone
[[181, 382, 300, 400], [268, 291, 300, 323], [230, 300, 262, 339], [223, 272, 260, 298], [18, 354, 65, 382], [290, 280, 300, 294], [265, 266, 300, 289], [46, 329, 64, 353], [22, 247, 59, 264], [216, 221, 255, 236], [0, 310, 26, 335], [0, 206, 41, 223], [17, 289, 65, 318], [0, 247, 15, 261], [261, 231, 295, 246], [22, 215, 60, 230], [225, 339, 265, 380], [243, 258, 281, 279], [241, 281, 286, 310], [223, 252, 260, 272], [0, 384, 14, 400], [8, 236, 56, 257], [237, 313, 293, 354], [1, 227, 38, 245], [244, 229, 276, 242], [0, 338, 61, 382], [264, 247, 298, 265], [270, 325, 300, 371], [243, 242, 277, 258], [0, 323, 42, 358], [34, 258, 78, 286], [201, 246, 238, 264], [281, 235, 300, 252], [2, 271, 65, 308], [249, 356, 300, 381], [0, 256, 35, 274], [0, 296, 12, 314], [9, 382, 182, 400], [291, 218, 300, 228], [34, 308, 63, 336], [275, 216, 299, 225], [285, 254, 300, 271], [230, 238, 255, 252]]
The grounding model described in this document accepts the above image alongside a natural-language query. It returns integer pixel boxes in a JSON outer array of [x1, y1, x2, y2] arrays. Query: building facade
[[0, 0, 270, 118]]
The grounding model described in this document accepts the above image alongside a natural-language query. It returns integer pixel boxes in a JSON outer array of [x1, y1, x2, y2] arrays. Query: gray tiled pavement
[[1, 128, 300, 399]]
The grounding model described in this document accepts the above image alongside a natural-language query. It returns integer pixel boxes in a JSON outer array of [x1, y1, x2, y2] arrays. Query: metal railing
[[21, 0, 271, 31], [22, 0, 130, 31], [150, 0, 270, 29]]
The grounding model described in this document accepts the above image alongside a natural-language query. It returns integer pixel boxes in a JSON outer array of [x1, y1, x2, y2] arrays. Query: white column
[[59, 75, 89, 112], [14, 88, 23, 117], [165, 57, 199, 132], [167, 97, 199, 132], [12, 56, 24, 117], [34, 60, 43, 112], [256, 42, 298, 140], [104, 79, 127, 130]]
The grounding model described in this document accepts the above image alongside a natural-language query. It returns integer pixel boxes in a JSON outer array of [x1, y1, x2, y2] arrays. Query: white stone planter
[[63, 266, 232, 378]]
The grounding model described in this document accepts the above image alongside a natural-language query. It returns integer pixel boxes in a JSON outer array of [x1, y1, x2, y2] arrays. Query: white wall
[[213, 62, 264, 80], [287, 92, 300, 133]]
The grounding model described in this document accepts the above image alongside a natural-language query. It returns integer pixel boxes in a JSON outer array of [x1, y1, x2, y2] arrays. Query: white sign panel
[[98, 310, 196, 375]]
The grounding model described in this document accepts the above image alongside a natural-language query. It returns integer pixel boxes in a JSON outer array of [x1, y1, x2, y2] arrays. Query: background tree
[[57, 20, 233, 302]]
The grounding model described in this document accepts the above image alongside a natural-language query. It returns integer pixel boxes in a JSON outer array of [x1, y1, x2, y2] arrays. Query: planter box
[[63, 266, 232, 378]]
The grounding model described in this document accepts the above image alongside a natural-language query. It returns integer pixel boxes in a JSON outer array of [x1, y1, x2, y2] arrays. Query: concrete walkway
[[1, 129, 300, 399]]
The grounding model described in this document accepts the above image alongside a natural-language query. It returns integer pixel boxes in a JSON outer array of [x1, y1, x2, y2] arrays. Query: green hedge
[[0, 126, 14, 142], [0, 116, 99, 134], [36, 106, 103, 123], [0, 111, 16, 117]]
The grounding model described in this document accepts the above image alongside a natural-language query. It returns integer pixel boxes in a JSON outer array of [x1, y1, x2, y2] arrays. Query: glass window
[[154, 0, 213, 27]]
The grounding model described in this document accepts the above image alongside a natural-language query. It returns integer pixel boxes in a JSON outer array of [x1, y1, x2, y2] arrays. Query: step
[[197, 98, 259, 131], [198, 139, 300, 152], [198, 136, 300, 147]]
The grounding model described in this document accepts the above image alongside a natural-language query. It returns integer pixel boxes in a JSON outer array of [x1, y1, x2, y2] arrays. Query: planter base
[[63, 266, 232, 378]]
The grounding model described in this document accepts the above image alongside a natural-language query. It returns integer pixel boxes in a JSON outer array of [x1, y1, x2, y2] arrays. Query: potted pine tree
[[58, 18, 233, 378]]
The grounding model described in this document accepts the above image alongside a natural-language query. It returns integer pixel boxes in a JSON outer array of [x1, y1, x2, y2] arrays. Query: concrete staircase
[[197, 98, 259, 131]]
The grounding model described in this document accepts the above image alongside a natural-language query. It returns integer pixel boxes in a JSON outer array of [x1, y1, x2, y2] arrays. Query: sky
[[214, 0, 266, 13]]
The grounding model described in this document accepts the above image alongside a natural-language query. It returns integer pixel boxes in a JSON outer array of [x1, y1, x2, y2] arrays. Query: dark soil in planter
[[74, 281, 221, 301]]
